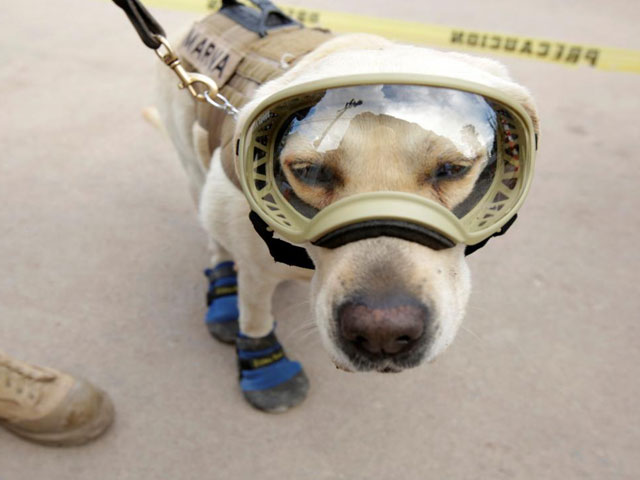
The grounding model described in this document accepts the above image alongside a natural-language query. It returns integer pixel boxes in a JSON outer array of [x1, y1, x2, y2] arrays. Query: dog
[[153, 6, 539, 410]]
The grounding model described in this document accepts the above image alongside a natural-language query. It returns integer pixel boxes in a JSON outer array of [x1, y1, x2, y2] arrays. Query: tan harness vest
[[176, 13, 334, 188]]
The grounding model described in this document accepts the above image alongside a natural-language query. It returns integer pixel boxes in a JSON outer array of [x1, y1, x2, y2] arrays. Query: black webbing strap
[[205, 264, 237, 305], [207, 284, 238, 306], [250, 211, 519, 268], [205, 264, 236, 283], [237, 347, 285, 370], [464, 214, 518, 256], [236, 331, 285, 371], [248, 212, 315, 269], [220, 0, 301, 37], [112, 0, 166, 49], [313, 220, 455, 251]]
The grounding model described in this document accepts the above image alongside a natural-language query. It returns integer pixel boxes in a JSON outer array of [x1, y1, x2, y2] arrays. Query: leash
[[112, 0, 239, 117]]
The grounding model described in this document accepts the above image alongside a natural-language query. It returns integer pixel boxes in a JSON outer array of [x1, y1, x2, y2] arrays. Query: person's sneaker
[[0, 352, 114, 446]]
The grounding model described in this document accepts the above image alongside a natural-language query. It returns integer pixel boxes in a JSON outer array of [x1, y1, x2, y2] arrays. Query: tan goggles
[[237, 75, 536, 246]]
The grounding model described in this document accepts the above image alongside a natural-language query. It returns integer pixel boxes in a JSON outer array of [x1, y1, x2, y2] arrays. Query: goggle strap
[[464, 214, 518, 256], [249, 211, 519, 267], [312, 220, 455, 251], [249, 212, 315, 269]]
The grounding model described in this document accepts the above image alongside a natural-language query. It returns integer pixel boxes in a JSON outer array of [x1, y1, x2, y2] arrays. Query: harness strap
[[220, 0, 301, 37]]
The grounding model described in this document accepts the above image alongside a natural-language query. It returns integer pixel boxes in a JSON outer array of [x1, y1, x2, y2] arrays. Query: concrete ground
[[1, 0, 639, 478]]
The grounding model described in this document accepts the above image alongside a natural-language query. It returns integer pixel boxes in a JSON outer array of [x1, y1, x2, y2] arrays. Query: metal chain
[[203, 90, 240, 118]]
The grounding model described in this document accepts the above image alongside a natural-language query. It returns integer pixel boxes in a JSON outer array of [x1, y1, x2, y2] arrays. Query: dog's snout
[[338, 295, 428, 357]]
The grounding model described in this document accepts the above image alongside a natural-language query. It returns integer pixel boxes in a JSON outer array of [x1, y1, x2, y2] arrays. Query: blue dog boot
[[236, 331, 309, 413], [204, 262, 239, 344]]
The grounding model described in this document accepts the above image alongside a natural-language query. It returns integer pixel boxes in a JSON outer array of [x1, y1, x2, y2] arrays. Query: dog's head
[[237, 35, 539, 372]]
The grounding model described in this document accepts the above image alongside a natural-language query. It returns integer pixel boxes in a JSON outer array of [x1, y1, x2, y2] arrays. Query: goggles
[[236, 74, 537, 266]]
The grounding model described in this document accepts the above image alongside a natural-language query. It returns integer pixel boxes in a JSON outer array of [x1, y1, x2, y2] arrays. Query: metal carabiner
[[154, 36, 220, 102]]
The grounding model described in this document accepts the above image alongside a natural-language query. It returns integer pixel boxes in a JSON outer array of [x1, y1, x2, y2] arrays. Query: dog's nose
[[337, 295, 428, 356]]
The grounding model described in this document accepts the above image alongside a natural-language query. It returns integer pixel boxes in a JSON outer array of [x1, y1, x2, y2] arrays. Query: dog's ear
[[492, 79, 540, 137], [505, 87, 540, 136], [447, 52, 540, 135]]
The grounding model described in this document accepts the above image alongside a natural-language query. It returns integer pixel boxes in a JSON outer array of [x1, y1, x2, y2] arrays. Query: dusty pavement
[[1, 0, 639, 478]]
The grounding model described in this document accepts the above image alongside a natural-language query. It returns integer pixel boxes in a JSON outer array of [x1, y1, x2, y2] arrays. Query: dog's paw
[[236, 331, 309, 413], [204, 262, 239, 344]]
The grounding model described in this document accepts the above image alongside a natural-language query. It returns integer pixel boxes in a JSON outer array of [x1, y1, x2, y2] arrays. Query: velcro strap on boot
[[205, 262, 236, 281], [205, 262, 237, 306], [237, 344, 285, 370], [236, 330, 279, 351], [208, 284, 238, 303], [236, 330, 301, 391]]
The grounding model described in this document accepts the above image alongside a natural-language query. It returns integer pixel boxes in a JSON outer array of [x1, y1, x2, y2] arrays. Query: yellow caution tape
[[141, 0, 640, 73]]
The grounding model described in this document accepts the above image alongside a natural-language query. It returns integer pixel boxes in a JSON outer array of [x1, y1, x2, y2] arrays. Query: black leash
[[112, 0, 166, 49], [112, 0, 298, 48]]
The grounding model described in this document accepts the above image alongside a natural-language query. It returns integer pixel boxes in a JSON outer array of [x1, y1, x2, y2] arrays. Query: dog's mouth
[[378, 364, 403, 373], [333, 358, 411, 373], [331, 344, 428, 373], [333, 360, 402, 373]]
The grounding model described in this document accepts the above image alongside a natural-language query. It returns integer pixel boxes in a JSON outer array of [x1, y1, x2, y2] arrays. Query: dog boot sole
[[207, 320, 239, 344], [242, 369, 309, 413]]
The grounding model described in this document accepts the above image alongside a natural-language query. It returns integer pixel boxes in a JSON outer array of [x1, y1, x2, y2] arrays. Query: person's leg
[[0, 350, 114, 446]]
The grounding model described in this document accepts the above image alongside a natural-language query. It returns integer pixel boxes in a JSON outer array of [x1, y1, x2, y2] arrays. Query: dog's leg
[[234, 265, 309, 413], [200, 155, 309, 412], [206, 259, 310, 413], [203, 240, 239, 344]]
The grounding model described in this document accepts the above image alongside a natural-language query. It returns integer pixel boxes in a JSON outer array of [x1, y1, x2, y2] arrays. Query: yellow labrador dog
[[153, 5, 539, 411]]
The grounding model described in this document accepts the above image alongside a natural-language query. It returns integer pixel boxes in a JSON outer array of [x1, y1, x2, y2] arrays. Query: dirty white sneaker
[[0, 351, 114, 446]]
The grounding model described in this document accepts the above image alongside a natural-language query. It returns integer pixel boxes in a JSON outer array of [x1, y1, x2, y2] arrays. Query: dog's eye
[[432, 163, 470, 181], [290, 162, 337, 187]]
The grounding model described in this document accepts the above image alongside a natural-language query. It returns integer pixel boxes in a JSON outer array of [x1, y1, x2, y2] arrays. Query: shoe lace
[[0, 357, 56, 407]]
